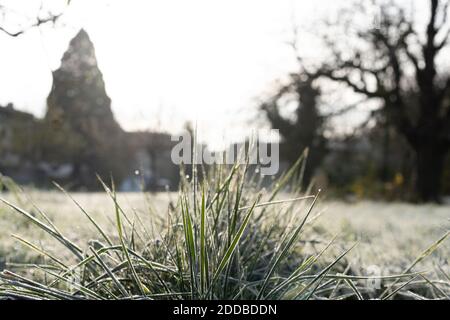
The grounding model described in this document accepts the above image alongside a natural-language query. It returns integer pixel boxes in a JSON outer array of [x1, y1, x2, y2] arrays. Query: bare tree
[[260, 26, 363, 188], [316, 0, 450, 202], [260, 69, 326, 187]]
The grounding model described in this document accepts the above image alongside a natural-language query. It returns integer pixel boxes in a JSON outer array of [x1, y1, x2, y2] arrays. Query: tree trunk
[[414, 144, 446, 203]]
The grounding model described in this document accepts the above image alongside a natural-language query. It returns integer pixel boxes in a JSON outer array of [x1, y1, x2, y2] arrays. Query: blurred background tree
[[258, 0, 450, 202], [322, 0, 450, 202], [260, 72, 326, 188]]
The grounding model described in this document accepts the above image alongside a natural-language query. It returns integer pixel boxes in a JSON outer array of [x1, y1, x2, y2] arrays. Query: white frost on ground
[[1, 192, 449, 275]]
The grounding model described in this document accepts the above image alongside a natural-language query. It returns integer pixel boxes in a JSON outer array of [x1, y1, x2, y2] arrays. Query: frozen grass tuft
[[0, 155, 449, 300]]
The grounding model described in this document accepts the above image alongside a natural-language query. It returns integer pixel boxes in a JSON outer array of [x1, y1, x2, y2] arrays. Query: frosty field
[[1, 191, 448, 276]]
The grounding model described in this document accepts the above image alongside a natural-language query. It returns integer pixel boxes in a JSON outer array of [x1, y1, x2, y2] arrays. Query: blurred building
[[0, 29, 179, 191]]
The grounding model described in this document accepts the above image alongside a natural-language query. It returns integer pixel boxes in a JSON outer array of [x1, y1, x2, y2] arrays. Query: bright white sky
[[0, 0, 426, 147]]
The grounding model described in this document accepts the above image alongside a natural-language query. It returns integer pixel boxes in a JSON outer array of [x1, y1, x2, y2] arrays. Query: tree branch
[[0, 1, 70, 37]]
